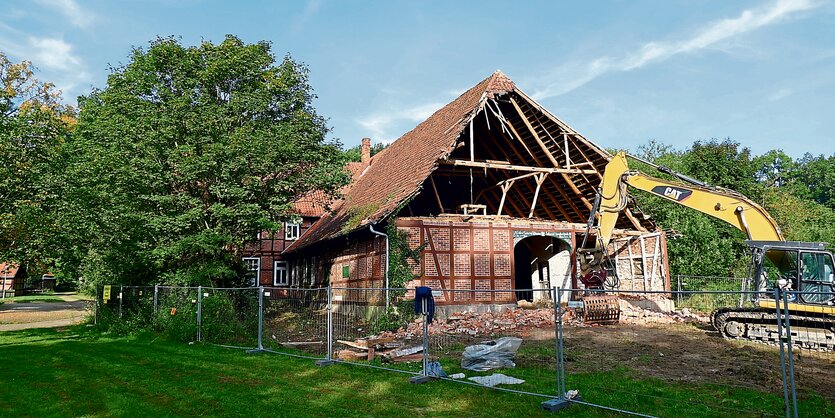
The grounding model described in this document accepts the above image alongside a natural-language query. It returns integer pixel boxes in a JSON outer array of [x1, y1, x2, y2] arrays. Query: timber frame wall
[[308, 216, 669, 306]]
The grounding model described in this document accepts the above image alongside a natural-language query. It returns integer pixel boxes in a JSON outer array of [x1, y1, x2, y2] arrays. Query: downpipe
[[369, 223, 390, 308]]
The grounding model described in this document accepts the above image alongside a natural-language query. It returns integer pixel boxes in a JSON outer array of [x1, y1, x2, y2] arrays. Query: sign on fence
[[103, 285, 111, 301]]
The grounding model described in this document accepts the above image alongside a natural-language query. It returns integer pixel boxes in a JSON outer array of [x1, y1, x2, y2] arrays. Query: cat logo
[[651, 185, 692, 202]]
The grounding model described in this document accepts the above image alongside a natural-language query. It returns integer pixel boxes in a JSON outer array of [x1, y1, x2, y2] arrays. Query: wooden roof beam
[[519, 102, 644, 230], [475, 129, 559, 220], [439, 159, 596, 175], [509, 96, 561, 167]]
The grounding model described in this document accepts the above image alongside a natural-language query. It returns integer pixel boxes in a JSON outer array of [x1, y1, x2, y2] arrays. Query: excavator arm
[[581, 152, 783, 281]]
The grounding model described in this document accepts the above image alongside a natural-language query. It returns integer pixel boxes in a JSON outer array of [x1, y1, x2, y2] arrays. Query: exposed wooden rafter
[[439, 159, 596, 175], [482, 119, 576, 220], [476, 117, 565, 220], [506, 96, 594, 213], [528, 173, 548, 218]]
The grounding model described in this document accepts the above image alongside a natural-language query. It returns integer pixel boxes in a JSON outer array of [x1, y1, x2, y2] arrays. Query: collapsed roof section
[[288, 71, 654, 252]]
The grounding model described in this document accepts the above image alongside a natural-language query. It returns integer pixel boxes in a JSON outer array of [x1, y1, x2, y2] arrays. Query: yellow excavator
[[579, 152, 835, 350]]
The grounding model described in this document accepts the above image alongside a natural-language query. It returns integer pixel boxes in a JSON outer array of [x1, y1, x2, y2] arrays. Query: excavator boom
[[595, 152, 783, 251]]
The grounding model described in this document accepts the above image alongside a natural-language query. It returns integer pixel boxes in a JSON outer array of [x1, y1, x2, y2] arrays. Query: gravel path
[[0, 295, 91, 331]]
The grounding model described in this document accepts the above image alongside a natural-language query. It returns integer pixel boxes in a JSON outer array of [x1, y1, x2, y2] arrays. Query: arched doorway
[[513, 235, 572, 302]]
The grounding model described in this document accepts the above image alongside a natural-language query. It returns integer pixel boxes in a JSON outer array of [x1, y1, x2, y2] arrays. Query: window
[[799, 252, 835, 304], [242, 257, 260, 286], [274, 261, 288, 286], [285, 222, 300, 241]]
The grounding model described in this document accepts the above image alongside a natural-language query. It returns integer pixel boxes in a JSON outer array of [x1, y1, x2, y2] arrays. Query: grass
[[0, 325, 831, 417], [2, 294, 64, 303]]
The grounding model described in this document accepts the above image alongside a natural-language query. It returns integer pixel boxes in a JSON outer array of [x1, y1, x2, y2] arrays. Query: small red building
[[0, 263, 24, 296]]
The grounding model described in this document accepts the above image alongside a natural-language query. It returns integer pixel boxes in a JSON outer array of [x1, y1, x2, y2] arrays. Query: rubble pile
[[333, 336, 435, 363], [617, 298, 711, 324], [396, 308, 557, 338]]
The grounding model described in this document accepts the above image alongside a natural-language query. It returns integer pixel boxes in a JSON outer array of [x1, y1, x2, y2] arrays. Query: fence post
[[197, 285, 203, 342], [542, 286, 571, 412], [774, 287, 791, 418], [257, 285, 264, 351], [153, 284, 159, 314], [675, 276, 682, 305], [119, 284, 123, 318], [316, 284, 335, 366], [782, 290, 798, 418], [409, 297, 432, 384], [94, 284, 99, 326]]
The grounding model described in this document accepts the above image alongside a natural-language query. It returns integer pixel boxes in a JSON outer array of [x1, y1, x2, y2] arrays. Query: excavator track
[[712, 308, 835, 351]]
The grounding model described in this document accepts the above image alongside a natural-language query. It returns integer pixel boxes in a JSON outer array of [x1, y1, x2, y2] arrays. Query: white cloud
[[36, 0, 93, 28], [531, 0, 819, 100], [29, 37, 81, 71], [357, 101, 445, 142]]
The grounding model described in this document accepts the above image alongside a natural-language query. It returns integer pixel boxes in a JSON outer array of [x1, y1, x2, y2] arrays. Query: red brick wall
[[397, 217, 580, 305]]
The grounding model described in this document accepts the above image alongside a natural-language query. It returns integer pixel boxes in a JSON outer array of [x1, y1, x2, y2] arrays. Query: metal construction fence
[[95, 283, 833, 417]]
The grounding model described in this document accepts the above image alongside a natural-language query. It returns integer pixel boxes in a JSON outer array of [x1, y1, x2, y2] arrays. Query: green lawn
[[0, 325, 830, 417], [2, 294, 64, 303]]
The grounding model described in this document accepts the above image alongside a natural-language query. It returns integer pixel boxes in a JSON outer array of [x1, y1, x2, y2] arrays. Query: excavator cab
[[749, 241, 835, 307], [712, 241, 835, 350]]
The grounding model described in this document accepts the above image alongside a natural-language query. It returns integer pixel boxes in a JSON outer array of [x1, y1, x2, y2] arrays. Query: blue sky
[[2, 0, 834, 157]]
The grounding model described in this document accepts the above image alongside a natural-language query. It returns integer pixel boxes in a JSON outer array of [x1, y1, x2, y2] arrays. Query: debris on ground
[[398, 308, 556, 338], [330, 297, 711, 362], [449, 373, 465, 379], [468, 373, 525, 387], [333, 337, 409, 361], [617, 297, 710, 324], [565, 389, 581, 400], [461, 337, 523, 371], [423, 361, 447, 378]]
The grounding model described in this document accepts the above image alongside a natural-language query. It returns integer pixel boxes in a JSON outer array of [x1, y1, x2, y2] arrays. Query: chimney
[[361, 137, 371, 165]]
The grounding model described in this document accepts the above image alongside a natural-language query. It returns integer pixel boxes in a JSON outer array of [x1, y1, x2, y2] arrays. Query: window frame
[[284, 222, 300, 241], [242, 257, 261, 287], [274, 260, 288, 286]]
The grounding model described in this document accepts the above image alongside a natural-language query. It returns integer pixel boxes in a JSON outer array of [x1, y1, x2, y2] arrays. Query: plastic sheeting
[[461, 337, 523, 371]]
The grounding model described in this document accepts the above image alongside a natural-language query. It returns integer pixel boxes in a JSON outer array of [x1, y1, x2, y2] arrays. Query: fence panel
[[328, 287, 424, 374], [781, 290, 834, 417], [261, 287, 328, 357], [420, 288, 559, 397], [96, 283, 835, 416], [152, 286, 200, 342], [201, 287, 260, 348]]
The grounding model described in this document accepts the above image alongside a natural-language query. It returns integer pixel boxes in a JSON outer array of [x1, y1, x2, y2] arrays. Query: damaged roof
[[288, 71, 653, 252]]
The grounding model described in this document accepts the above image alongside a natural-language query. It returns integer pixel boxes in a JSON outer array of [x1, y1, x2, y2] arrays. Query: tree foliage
[[63, 36, 349, 287], [0, 51, 75, 272]]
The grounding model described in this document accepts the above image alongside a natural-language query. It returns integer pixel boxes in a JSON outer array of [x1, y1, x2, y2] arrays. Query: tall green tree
[[790, 153, 835, 210], [0, 51, 75, 270], [67, 36, 349, 287]]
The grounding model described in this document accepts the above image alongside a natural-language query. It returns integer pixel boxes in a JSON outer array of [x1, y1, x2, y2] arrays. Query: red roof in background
[[291, 190, 331, 217], [0, 263, 20, 278], [287, 71, 514, 252], [290, 156, 371, 218]]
